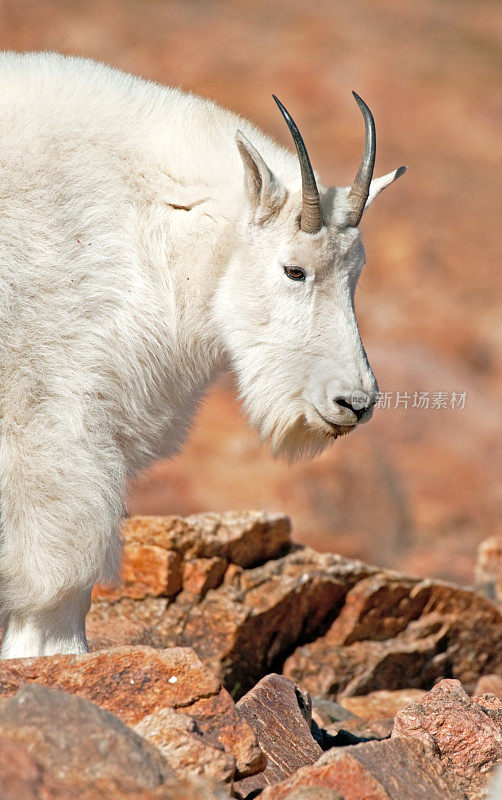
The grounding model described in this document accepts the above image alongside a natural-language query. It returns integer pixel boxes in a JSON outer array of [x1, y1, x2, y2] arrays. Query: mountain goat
[[0, 52, 405, 658]]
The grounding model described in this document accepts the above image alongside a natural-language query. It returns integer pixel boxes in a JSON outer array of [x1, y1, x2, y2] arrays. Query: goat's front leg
[[0, 399, 125, 659], [1, 588, 92, 658]]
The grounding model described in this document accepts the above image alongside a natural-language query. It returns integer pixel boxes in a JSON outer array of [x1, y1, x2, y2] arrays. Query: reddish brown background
[[1, 0, 500, 583]]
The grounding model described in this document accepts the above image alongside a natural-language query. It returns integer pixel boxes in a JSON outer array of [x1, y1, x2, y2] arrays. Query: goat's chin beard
[[245, 402, 343, 463]]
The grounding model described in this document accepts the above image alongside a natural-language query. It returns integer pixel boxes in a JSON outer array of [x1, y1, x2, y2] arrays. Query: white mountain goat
[[0, 52, 405, 658]]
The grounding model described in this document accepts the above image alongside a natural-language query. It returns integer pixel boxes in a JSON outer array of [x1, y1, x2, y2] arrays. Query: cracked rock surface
[[0, 511, 501, 799]]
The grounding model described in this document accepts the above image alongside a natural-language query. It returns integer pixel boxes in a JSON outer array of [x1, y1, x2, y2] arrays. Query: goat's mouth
[[313, 409, 357, 438]]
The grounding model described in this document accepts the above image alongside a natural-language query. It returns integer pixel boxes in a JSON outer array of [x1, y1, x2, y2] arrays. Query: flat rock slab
[[393, 678, 502, 800], [0, 645, 264, 778], [234, 674, 322, 796], [260, 737, 466, 800]]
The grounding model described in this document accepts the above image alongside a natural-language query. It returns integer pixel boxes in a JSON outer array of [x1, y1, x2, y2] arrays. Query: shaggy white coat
[[0, 52, 404, 657]]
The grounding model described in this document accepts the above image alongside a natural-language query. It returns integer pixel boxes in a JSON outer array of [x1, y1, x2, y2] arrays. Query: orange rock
[[0, 646, 264, 779], [123, 511, 291, 567], [178, 548, 374, 694], [338, 689, 427, 721], [0, 684, 172, 793], [93, 547, 182, 602], [0, 730, 229, 800], [183, 557, 228, 597]]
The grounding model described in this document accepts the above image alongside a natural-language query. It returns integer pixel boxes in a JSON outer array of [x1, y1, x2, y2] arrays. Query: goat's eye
[[284, 266, 306, 282]]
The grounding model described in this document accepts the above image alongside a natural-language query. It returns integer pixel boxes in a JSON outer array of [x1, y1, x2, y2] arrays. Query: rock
[[93, 547, 183, 602], [338, 689, 427, 721], [86, 518, 502, 705], [92, 509, 287, 604], [0, 735, 66, 800], [310, 697, 359, 728], [177, 549, 374, 694], [323, 716, 394, 745], [475, 537, 502, 605], [474, 675, 502, 701], [0, 684, 172, 792], [183, 557, 228, 598], [0, 728, 229, 799], [0, 646, 264, 779], [233, 674, 322, 796], [260, 737, 465, 799], [123, 511, 291, 567], [393, 678, 502, 800], [284, 573, 502, 697], [134, 707, 235, 783], [310, 697, 394, 747], [310, 696, 394, 747]]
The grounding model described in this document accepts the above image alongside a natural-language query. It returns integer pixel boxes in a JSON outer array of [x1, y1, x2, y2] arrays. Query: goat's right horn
[[346, 92, 376, 227], [273, 95, 323, 234]]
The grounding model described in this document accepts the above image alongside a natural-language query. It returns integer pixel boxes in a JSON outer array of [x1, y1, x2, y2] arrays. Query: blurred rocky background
[[1, 0, 500, 584]]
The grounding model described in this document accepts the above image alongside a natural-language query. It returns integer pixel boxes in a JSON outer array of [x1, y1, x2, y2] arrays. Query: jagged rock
[[393, 679, 502, 800], [183, 557, 228, 598], [284, 573, 502, 697], [338, 688, 427, 721], [310, 696, 394, 747], [123, 511, 291, 566], [86, 515, 502, 704], [0, 684, 172, 792], [259, 737, 466, 799], [134, 707, 235, 783], [177, 549, 375, 694], [310, 697, 393, 746], [233, 674, 322, 796], [0, 646, 264, 778], [92, 510, 290, 604], [89, 547, 372, 696]]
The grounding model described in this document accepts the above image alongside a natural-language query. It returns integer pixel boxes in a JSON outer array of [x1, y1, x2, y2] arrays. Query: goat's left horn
[[346, 92, 376, 227], [273, 95, 323, 234]]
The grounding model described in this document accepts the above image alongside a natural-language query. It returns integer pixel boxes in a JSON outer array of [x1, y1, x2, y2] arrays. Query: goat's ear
[[365, 166, 407, 208], [236, 130, 287, 222]]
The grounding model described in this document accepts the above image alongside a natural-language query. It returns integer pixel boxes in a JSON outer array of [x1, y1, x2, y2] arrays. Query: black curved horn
[[273, 95, 323, 234], [346, 92, 376, 226]]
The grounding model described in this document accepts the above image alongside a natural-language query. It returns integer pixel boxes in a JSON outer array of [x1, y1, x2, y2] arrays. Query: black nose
[[334, 396, 366, 421]]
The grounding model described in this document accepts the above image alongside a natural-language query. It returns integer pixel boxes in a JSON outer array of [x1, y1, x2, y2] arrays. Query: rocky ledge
[[0, 510, 501, 799]]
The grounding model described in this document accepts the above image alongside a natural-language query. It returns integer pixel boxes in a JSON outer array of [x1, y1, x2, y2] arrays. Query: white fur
[[0, 52, 404, 657]]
